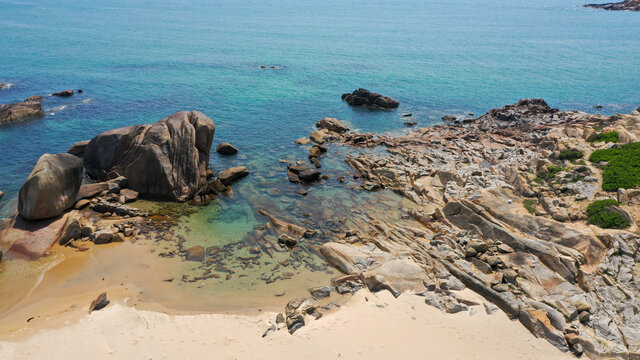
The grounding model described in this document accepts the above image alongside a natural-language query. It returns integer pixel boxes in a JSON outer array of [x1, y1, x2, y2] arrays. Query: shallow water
[[0, 0, 639, 312]]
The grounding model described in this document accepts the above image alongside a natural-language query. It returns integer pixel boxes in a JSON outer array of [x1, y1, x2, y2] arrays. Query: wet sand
[[0, 290, 572, 360]]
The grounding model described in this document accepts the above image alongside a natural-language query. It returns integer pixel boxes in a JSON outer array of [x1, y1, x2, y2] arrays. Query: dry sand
[[0, 290, 572, 360]]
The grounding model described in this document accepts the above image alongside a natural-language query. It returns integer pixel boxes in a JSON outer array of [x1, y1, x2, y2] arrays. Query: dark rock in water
[[77, 89, 83, 93], [278, 234, 298, 248], [67, 140, 90, 157], [341, 88, 399, 109], [83, 111, 215, 201], [89, 292, 110, 313], [288, 165, 321, 183], [218, 166, 249, 185], [593, 105, 604, 109], [404, 121, 417, 127], [24, 95, 44, 103], [186, 246, 205, 262], [308, 286, 331, 299], [18, 153, 83, 220], [215, 142, 238, 155], [442, 115, 457, 122], [297, 188, 308, 196], [52, 89, 74, 97], [299, 169, 321, 182], [585, 0, 640, 11], [315, 117, 349, 133], [0, 101, 45, 125], [402, 113, 412, 117]]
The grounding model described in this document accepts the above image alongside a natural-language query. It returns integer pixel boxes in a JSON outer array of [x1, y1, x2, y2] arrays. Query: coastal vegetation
[[590, 131, 619, 143], [586, 199, 630, 228], [559, 149, 584, 161], [589, 142, 640, 191]]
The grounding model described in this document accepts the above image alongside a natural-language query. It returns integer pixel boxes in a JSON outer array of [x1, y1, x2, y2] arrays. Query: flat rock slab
[[2, 214, 68, 259], [78, 183, 109, 198]]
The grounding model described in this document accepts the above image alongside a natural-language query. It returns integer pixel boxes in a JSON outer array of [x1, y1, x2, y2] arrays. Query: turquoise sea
[[1, 0, 639, 230]]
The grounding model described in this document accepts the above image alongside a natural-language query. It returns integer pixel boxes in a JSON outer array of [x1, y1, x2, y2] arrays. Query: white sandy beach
[[0, 290, 572, 360]]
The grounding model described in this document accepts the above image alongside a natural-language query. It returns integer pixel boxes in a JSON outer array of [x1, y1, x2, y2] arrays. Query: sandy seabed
[[0, 290, 571, 360]]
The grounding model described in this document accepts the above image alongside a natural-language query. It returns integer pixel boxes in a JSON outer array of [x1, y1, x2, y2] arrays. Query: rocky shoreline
[[3, 92, 640, 359], [267, 99, 640, 358], [585, 0, 640, 11]]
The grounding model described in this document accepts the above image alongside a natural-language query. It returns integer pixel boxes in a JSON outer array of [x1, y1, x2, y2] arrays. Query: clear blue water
[[1, 0, 639, 220]]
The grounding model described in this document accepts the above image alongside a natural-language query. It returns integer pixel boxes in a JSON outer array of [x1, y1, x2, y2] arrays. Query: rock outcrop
[[0, 101, 45, 125], [83, 111, 215, 202], [341, 88, 399, 109], [18, 153, 83, 220], [304, 99, 640, 359], [585, 0, 640, 10]]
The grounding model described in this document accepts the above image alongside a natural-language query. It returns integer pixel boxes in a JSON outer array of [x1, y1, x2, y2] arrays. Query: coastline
[[0, 290, 571, 360]]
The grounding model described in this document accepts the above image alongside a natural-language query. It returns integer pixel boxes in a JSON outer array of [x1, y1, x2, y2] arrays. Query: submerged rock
[[186, 246, 205, 262], [18, 153, 83, 220], [0, 101, 45, 125], [218, 166, 249, 185], [341, 88, 399, 109], [83, 111, 215, 201]]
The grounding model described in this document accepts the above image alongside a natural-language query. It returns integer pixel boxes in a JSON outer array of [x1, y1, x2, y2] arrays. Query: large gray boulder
[[18, 153, 83, 220], [83, 111, 215, 202]]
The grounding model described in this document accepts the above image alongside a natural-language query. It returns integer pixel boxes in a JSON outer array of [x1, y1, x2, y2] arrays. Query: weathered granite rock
[[218, 166, 249, 186], [18, 153, 83, 220], [341, 88, 399, 109], [215, 142, 238, 155], [585, 0, 640, 11], [89, 292, 110, 313], [363, 259, 428, 297], [24, 95, 44, 102], [316, 117, 349, 133], [67, 140, 90, 157], [0, 101, 45, 125], [78, 182, 109, 199], [83, 111, 215, 201], [1, 214, 68, 259]]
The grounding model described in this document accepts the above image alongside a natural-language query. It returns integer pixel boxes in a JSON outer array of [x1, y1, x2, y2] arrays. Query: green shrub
[[523, 199, 537, 214], [591, 131, 619, 143], [545, 165, 565, 179], [589, 142, 640, 191], [586, 199, 629, 229], [559, 149, 584, 161]]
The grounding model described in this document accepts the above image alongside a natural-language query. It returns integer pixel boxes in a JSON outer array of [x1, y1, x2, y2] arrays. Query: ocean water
[[0, 0, 639, 237]]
